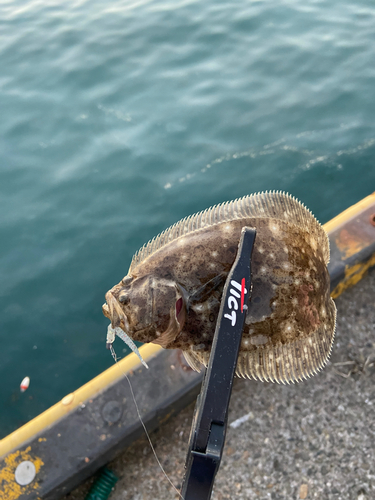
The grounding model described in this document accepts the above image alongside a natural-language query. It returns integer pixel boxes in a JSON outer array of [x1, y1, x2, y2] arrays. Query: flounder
[[102, 191, 336, 384]]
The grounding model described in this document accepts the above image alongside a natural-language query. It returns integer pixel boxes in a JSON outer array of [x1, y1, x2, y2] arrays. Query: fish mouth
[[103, 290, 130, 331], [102, 302, 111, 320]]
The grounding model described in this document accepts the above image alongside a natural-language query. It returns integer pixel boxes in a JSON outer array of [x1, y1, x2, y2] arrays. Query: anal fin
[[183, 350, 206, 372]]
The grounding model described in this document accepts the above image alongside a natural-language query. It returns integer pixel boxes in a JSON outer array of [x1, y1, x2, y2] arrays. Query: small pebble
[[299, 483, 308, 499]]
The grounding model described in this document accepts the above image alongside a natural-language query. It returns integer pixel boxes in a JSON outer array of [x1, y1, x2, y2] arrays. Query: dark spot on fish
[[209, 313, 215, 322]]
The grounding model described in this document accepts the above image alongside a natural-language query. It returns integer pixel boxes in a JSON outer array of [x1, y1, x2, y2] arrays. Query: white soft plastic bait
[[106, 324, 149, 369]]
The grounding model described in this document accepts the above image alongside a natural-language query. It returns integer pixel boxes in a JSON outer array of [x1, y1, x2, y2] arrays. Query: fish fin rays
[[182, 350, 205, 372], [189, 272, 227, 305], [235, 306, 336, 383], [129, 191, 329, 272], [183, 296, 336, 384]]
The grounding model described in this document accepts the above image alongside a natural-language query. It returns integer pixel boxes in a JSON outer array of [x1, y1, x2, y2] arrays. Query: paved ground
[[63, 267, 375, 500]]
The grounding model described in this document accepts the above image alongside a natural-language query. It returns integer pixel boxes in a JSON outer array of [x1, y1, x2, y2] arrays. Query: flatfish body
[[102, 192, 336, 384]]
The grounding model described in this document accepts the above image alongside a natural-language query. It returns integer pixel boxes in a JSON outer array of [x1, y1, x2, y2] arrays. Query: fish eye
[[176, 297, 183, 317], [119, 292, 130, 305], [122, 276, 133, 286]]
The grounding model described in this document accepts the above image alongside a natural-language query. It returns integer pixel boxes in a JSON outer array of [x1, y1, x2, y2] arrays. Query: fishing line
[[109, 344, 182, 499]]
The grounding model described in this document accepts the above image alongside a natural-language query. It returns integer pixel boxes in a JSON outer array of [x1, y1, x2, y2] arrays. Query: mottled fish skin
[[102, 192, 336, 384]]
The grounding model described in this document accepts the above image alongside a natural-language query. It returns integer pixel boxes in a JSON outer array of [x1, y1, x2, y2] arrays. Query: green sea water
[[1, 0, 375, 438]]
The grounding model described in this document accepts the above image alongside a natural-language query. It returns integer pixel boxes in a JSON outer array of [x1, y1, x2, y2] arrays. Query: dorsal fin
[[129, 191, 329, 273]]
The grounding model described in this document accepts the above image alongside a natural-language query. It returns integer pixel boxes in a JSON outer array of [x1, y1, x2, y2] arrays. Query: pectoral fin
[[189, 272, 227, 305]]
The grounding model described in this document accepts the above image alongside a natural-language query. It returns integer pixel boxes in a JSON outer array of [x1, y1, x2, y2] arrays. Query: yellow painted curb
[[0, 343, 161, 459], [330, 251, 375, 299], [324, 192, 375, 233]]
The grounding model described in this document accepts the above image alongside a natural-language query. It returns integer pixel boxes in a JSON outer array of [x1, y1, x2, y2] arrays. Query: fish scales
[[102, 192, 336, 384]]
